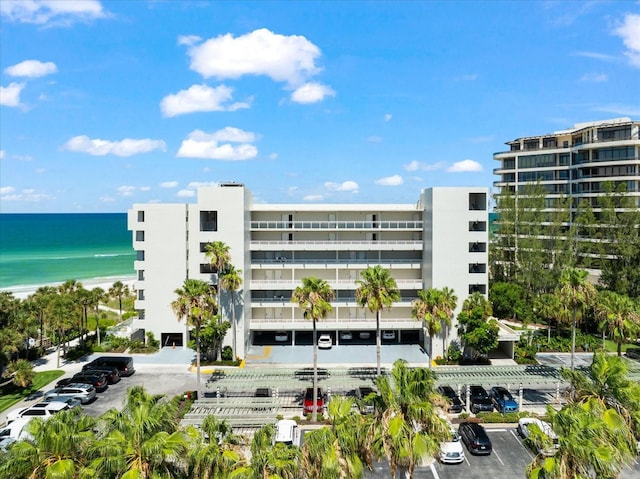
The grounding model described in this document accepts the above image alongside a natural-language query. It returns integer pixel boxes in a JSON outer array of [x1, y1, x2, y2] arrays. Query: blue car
[[489, 386, 518, 413]]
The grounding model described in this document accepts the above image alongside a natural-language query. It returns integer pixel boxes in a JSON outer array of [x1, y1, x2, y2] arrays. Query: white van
[[0, 417, 33, 450], [275, 419, 298, 446]]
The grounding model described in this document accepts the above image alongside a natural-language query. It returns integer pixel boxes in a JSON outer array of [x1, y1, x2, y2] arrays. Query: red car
[[303, 387, 324, 415]]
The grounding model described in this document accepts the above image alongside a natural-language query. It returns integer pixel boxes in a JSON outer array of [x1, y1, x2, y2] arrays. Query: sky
[[0, 0, 639, 213]]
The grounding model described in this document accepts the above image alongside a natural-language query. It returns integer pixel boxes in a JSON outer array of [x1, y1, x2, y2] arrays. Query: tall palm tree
[[355, 265, 400, 376], [47, 292, 75, 368], [76, 285, 92, 346], [0, 408, 96, 478], [534, 292, 561, 343], [24, 286, 57, 351], [220, 264, 243, 360], [557, 268, 596, 370], [412, 287, 457, 367], [108, 280, 130, 322], [594, 290, 640, 356], [88, 286, 106, 345], [172, 279, 217, 399], [292, 276, 334, 422], [91, 386, 189, 478], [439, 286, 458, 354], [205, 241, 231, 311], [373, 359, 449, 479]]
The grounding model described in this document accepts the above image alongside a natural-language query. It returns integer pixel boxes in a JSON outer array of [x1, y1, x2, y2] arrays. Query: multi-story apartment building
[[127, 184, 490, 360], [494, 117, 639, 207]]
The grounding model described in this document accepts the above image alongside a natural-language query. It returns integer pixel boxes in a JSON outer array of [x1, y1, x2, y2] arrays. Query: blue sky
[[1, 0, 639, 213]]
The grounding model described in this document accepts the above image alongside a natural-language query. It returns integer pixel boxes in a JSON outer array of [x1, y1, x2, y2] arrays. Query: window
[[138, 290, 145, 301], [542, 137, 557, 149], [136, 250, 145, 261], [469, 263, 487, 273], [469, 284, 487, 294], [138, 270, 145, 281], [135, 231, 145, 241], [517, 153, 556, 169], [138, 309, 145, 320], [200, 264, 215, 273], [469, 242, 487, 253], [200, 211, 218, 231], [469, 221, 487, 232], [137, 210, 145, 222], [469, 193, 487, 211], [503, 158, 516, 169]]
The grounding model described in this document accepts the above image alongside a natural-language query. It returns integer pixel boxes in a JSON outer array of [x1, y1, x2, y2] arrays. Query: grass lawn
[[0, 370, 64, 414], [603, 339, 637, 353]]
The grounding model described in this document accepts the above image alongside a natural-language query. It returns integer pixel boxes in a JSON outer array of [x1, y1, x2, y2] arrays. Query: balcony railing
[[250, 220, 423, 230], [251, 240, 423, 248], [250, 258, 422, 265], [250, 279, 422, 289]]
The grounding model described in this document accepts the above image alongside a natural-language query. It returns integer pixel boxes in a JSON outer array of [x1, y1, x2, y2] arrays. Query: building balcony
[[250, 296, 417, 308], [250, 279, 423, 290], [250, 240, 423, 251], [250, 258, 422, 269], [250, 220, 423, 230]]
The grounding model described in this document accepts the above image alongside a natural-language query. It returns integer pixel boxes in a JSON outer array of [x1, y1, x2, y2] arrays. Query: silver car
[[44, 383, 96, 405]]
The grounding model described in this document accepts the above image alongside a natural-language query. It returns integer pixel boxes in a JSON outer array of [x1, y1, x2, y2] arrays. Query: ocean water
[[0, 213, 135, 290]]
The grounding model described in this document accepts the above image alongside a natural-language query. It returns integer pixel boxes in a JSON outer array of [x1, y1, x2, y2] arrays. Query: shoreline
[[0, 275, 136, 300]]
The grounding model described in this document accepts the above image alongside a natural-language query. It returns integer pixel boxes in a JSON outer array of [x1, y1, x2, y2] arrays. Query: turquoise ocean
[[0, 213, 135, 290]]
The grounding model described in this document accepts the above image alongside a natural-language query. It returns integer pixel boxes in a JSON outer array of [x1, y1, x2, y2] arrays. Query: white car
[[440, 426, 465, 464], [382, 331, 396, 340], [318, 334, 333, 349], [0, 417, 33, 451], [6, 401, 70, 424], [274, 332, 288, 342], [517, 418, 559, 456]]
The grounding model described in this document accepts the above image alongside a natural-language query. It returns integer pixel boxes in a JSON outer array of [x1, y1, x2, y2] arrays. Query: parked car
[[82, 356, 135, 377], [359, 331, 371, 339], [440, 424, 465, 464], [0, 417, 33, 451], [303, 387, 324, 415], [458, 422, 492, 455], [489, 386, 519, 413], [57, 372, 108, 392], [6, 401, 70, 424], [355, 386, 377, 414], [517, 418, 559, 457], [467, 385, 494, 413], [83, 366, 121, 384], [339, 331, 353, 341], [318, 334, 333, 349], [43, 383, 96, 404], [42, 396, 82, 409], [437, 385, 464, 413], [275, 419, 298, 446], [382, 331, 396, 340], [255, 387, 272, 397], [274, 332, 289, 342]]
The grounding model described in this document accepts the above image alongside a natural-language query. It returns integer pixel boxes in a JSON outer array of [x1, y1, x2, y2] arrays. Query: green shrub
[[221, 346, 233, 361]]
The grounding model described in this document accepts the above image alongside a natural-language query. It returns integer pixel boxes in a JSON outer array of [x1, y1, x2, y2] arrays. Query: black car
[[468, 385, 494, 413], [458, 422, 492, 455], [83, 366, 121, 384], [437, 385, 463, 413], [57, 373, 108, 392], [83, 356, 135, 377]]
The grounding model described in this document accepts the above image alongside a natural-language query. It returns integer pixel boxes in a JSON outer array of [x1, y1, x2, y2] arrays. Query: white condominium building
[[127, 184, 489, 360]]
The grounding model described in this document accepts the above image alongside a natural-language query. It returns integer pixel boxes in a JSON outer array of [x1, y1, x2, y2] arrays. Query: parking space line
[[429, 463, 440, 479], [493, 449, 505, 466], [510, 429, 534, 460]]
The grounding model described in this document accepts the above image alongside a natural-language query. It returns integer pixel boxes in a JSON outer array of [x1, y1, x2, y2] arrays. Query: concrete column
[[465, 386, 471, 414], [518, 384, 523, 411]]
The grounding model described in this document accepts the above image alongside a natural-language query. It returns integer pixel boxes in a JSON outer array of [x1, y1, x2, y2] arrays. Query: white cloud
[[5, 60, 57, 78], [117, 185, 136, 197], [404, 160, 446, 172], [384, 113, 392, 122], [187, 181, 217, 189], [303, 194, 324, 201], [0, 186, 15, 195], [99, 195, 115, 203], [176, 128, 258, 160], [63, 135, 166, 156], [367, 136, 382, 143], [35, 168, 46, 174], [0, 186, 51, 202], [447, 159, 483, 173], [139, 186, 150, 192], [0, 150, 4, 160], [375, 175, 404, 186], [614, 13, 640, 67], [160, 84, 251, 117], [186, 28, 322, 86], [592, 104, 640, 116], [0, 82, 25, 107], [580, 73, 608, 82], [291, 82, 335, 103], [177, 189, 195, 198], [13, 154, 34, 161], [575, 51, 616, 62], [0, 0, 106, 25], [455, 73, 479, 81], [324, 181, 359, 193], [178, 34, 201, 46], [160, 181, 178, 188]]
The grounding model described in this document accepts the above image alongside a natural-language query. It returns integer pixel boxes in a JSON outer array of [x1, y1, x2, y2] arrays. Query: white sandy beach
[[1, 276, 136, 300]]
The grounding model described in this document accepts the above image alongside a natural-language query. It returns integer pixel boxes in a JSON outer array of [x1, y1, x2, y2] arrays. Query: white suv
[[44, 383, 96, 405], [6, 401, 70, 424]]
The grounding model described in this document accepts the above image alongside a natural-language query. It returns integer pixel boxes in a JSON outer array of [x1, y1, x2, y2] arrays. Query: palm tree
[[88, 286, 106, 345], [47, 292, 75, 368], [594, 290, 640, 356], [172, 279, 217, 399], [439, 286, 458, 354], [220, 264, 243, 360], [355, 265, 400, 376], [292, 276, 334, 422], [5, 358, 35, 388], [0, 408, 96, 478], [373, 359, 449, 478], [412, 287, 457, 367], [557, 268, 596, 370], [91, 386, 189, 478], [24, 286, 57, 351], [76, 285, 92, 346], [108, 280, 130, 322], [534, 293, 561, 343], [205, 241, 231, 309]]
